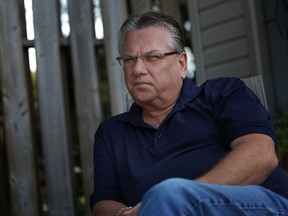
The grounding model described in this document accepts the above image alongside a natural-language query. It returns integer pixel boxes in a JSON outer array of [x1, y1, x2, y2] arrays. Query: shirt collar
[[179, 77, 202, 104]]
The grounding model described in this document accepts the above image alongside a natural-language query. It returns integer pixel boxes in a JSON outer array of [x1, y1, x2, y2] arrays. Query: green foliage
[[30, 72, 38, 101], [273, 113, 288, 172]]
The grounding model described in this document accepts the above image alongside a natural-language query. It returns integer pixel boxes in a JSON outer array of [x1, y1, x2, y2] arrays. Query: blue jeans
[[138, 178, 288, 216]]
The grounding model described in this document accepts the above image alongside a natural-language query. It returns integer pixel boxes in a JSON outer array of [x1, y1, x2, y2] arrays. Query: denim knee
[[140, 178, 187, 213], [139, 178, 288, 216], [142, 178, 198, 202]]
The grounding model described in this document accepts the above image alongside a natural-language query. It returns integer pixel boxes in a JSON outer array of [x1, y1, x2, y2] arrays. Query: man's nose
[[132, 56, 147, 74], [135, 56, 146, 64]]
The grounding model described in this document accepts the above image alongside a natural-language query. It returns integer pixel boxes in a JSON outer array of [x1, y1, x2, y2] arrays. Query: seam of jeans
[[182, 200, 288, 216]]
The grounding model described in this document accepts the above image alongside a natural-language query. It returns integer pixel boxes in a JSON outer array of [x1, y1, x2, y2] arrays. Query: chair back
[[240, 75, 268, 109]]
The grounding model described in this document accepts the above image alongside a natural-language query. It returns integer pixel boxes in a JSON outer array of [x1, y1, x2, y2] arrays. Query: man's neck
[[141, 103, 175, 128]]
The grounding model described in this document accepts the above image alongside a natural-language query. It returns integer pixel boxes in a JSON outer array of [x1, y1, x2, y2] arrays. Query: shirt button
[[158, 134, 162, 138]]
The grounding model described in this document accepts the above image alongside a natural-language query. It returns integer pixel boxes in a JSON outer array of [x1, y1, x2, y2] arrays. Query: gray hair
[[118, 10, 185, 54]]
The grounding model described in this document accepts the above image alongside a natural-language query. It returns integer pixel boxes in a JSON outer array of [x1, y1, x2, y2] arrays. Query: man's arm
[[196, 133, 278, 185], [93, 200, 141, 216], [92, 200, 127, 216]]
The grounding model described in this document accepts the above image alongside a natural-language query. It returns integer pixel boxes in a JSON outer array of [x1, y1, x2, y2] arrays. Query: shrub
[[273, 112, 288, 172]]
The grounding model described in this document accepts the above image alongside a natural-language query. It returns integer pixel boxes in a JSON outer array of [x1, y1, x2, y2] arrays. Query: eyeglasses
[[116, 51, 179, 66]]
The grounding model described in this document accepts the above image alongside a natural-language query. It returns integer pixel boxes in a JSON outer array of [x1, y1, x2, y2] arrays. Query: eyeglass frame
[[116, 51, 179, 66]]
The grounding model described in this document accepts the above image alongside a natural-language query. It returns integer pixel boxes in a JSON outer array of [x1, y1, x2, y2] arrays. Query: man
[[90, 10, 288, 216]]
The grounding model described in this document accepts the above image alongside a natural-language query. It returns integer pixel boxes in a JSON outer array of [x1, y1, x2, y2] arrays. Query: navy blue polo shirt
[[89, 77, 288, 208]]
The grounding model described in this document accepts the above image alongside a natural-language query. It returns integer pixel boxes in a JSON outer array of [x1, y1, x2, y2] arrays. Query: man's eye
[[146, 54, 162, 62], [123, 57, 135, 63]]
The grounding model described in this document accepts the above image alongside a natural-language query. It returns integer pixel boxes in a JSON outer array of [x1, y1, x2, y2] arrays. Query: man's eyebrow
[[120, 53, 134, 56], [146, 50, 160, 53], [121, 50, 160, 55]]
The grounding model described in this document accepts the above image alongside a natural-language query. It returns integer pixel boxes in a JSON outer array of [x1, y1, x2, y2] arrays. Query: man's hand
[[122, 203, 141, 216]]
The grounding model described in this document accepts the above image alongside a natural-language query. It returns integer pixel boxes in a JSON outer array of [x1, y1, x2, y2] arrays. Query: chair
[[125, 92, 134, 111], [240, 75, 268, 110]]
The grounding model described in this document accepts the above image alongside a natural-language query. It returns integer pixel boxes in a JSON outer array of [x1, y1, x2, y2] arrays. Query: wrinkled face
[[121, 26, 187, 108]]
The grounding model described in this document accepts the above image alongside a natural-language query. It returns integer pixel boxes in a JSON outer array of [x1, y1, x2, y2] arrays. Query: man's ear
[[178, 52, 187, 79]]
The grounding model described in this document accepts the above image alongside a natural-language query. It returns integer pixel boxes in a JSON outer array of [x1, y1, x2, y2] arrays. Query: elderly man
[[90, 10, 288, 216]]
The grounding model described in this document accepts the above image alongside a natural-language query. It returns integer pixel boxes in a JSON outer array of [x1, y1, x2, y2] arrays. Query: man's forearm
[[93, 200, 127, 216], [196, 134, 278, 185]]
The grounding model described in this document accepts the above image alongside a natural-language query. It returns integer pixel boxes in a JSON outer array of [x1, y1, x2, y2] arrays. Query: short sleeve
[[205, 77, 278, 147]]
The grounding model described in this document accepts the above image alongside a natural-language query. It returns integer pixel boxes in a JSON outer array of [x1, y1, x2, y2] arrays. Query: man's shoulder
[[101, 112, 131, 126], [180, 77, 244, 104], [200, 76, 245, 93], [202, 76, 242, 86]]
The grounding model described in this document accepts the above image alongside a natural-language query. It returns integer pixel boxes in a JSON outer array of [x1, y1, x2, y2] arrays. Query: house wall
[[264, 0, 288, 113]]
